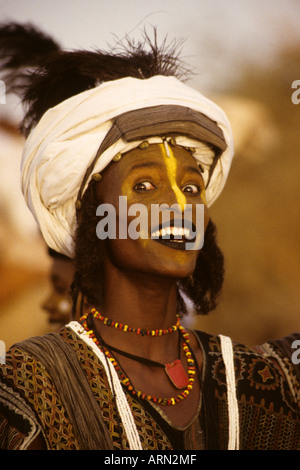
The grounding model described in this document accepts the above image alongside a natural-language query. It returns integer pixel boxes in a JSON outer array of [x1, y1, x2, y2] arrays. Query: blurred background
[[0, 0, 299, 348]]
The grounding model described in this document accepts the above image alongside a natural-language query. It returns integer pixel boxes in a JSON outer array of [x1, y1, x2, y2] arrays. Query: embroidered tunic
[[0, 326, 299, 450]]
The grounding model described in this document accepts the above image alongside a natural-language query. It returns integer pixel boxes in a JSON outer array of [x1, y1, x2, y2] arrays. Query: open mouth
[[150, 220, 197, 250]]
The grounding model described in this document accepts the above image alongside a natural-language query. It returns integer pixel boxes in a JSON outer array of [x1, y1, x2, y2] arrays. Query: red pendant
[[165, 360, 189, 389]]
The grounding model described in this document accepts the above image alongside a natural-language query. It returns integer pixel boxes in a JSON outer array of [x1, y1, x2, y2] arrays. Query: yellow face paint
[[159, 142, 186, 211], [201, 186, 207, 206]]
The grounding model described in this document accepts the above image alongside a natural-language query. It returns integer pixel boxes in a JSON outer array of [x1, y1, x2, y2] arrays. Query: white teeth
[[151, 227, 191, 239]]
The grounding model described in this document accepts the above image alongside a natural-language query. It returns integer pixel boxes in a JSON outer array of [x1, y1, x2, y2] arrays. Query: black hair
[[0, 22, 224, 316]]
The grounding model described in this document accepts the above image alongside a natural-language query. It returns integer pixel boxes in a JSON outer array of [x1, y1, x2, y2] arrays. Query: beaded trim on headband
[[76, 104, 226, 209]]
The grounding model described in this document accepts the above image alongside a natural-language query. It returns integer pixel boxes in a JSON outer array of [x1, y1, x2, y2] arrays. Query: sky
[[1, 0, 300, 95]]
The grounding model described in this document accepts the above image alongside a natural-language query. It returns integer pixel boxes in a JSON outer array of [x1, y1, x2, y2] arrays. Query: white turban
[[21, 75, 234, 257]]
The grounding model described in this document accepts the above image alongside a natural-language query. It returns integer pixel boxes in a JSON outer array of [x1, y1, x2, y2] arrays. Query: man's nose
[[159, 142, 186, 211], [159, 188, 185, 212], [41, 292, 56, 312]]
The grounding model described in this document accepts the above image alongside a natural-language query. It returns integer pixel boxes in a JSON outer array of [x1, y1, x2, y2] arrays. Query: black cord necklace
[[99, 331, 181, 368]]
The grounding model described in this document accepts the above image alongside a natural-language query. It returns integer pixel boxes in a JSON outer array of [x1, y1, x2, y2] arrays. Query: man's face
[[95, 143, 209, 280]]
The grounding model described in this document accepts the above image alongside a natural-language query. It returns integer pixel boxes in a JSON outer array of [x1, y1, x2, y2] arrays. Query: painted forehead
[[120, 142, 202, 172]]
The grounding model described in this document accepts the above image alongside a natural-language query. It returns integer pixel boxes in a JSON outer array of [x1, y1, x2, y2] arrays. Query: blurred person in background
[[42, 248, 74, 327], [43, 248, 89, 326]]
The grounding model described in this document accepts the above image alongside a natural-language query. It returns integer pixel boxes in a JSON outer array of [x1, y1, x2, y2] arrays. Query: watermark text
[[0, 340, 5, 364], [96, 196, 205, 250], [291, 80, 300, 105], [0, 80, 5, 104], [292, 339, 300, 365]]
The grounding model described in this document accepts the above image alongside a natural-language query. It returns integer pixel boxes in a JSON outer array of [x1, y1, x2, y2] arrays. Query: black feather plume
[[0, 22, 190, 136], [0, 22, 60, 69], [0, 22, 60, 93]]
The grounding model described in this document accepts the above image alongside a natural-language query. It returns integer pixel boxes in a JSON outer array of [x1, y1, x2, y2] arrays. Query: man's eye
[[182, 184, 201, 194], [133, 181, 156, 191]]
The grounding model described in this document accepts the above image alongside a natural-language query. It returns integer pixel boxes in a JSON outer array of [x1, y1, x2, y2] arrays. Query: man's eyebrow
[[129, 161, 202, 175], [184, 165, 202, 176], [130, 161, 163, 172]]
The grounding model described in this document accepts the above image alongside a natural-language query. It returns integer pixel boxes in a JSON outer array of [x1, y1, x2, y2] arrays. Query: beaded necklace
[[79, 311, 196, 406], [90, 307, 180, 336]]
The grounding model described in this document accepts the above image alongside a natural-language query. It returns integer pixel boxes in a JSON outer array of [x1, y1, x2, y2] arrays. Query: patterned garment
[[0, 325, 299, 450], [199, 333, 300, 449]]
